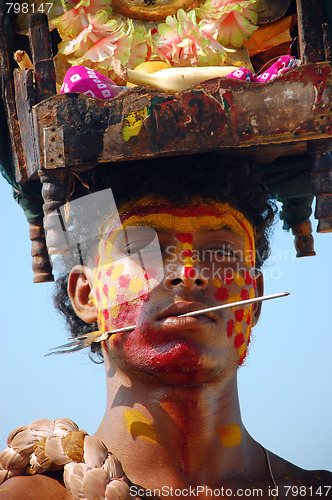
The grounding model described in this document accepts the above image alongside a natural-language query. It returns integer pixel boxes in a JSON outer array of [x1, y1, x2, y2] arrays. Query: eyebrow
[[198, 225, 233, 233], [155, 225, 237, 234]]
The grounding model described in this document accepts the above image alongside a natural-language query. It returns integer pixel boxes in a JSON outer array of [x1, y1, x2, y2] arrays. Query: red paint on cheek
[[234, 333, 244, 348], [215, 287, 229, 302], [109, 291, 152, 332], [141, 292, 152, 303], [243, 270, 254, 286], [119, 274, 130, 288], [235, 309, 244, 322], [116, 323, 202, 373], [111, 300, 142, 329], [224, 272, 233, 285], [227, 320, 234, 337]]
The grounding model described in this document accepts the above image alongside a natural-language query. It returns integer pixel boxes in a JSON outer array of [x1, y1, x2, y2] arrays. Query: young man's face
[[88, 198, 262, 384]]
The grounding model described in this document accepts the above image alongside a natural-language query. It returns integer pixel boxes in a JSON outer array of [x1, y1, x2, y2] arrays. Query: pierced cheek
[[107, 294, 150, 330], [97, 291, 151, 332]]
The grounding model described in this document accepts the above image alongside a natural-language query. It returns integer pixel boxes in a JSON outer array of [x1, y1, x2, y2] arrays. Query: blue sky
[[0, 177, 331, 471]]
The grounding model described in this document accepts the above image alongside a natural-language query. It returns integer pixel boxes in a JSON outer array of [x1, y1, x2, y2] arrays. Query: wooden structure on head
[[0, 0, 331, 283]]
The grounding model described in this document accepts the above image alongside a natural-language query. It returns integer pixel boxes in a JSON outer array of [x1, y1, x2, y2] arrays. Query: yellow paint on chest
[[124, 409, 159, 445], [217, 424, 242, 447]]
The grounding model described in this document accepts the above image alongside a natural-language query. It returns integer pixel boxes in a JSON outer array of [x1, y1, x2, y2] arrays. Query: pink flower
[[76, 19, 131, 63], [52, 0, 112, 40], [152, 9, 226, 67], [58, 11, 117, 61], [197, 0, 259, 48]]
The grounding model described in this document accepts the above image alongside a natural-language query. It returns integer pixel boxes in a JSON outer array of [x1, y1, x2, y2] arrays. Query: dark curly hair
[[53, 154, 277, 360]]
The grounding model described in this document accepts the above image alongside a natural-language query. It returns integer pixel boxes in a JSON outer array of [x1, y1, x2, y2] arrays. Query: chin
[[110, 337, 232, 385], [108, 321, 237, 384]]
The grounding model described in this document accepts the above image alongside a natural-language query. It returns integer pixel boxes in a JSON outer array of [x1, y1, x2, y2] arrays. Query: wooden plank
[[28, 13, 56, 103], [296, 0, 325, 63], [13, 68, 39, 179], [32, 63, 332, 171], [322, 23, 332, 63], [0, 10, 27, 182]]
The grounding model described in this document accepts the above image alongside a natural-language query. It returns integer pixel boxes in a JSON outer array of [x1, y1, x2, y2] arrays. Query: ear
[[251, 270, 264, 327], [67, 265, 98, 324]]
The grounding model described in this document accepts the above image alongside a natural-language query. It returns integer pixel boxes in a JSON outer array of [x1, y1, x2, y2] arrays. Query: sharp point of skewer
[[46, 292, 289, 355]]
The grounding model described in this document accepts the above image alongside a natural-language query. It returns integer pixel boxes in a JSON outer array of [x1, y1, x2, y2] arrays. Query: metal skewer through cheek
[[103, 291, 289, 335], [46, 292, 289, 355]]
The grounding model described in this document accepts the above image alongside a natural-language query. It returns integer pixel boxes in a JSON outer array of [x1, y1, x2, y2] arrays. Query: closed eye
[[124, 241, 160, 255], [200, 245, 240, 262], [113, 226, 160, 257]]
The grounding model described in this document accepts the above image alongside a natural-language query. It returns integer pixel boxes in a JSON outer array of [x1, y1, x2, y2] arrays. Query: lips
[[123, 301, 219, 346], [156, 301, 217, 325]]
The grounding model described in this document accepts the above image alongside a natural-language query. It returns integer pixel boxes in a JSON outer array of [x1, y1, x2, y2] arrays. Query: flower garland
[[0, 418, 131, 500], [51, 0, 259, 83]]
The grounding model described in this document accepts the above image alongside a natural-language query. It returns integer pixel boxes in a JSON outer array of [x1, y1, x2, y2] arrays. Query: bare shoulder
[[0, 474, 74, 500], [269, 451, 332, 498]]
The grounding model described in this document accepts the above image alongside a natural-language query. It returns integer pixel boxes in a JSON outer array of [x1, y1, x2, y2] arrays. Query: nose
[[164, 262, 209, 290]]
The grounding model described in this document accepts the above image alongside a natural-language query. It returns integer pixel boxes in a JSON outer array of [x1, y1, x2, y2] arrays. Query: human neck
[[94, 363, 266, 493]]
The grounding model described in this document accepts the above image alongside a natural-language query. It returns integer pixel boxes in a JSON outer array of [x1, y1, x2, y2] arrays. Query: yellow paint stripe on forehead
[[121, 203, 256, 267], [123, 213, 229, 232]]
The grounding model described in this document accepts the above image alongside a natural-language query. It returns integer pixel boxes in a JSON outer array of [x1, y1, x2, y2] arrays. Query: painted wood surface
[[28, 63, 332, 176]]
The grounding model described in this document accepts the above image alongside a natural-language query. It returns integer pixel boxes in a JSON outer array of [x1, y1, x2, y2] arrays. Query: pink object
[[60, 66, 126, 100], [223, 67, 255, 82], [225, 55, 301, 83], [255, 55, 301, 82]]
